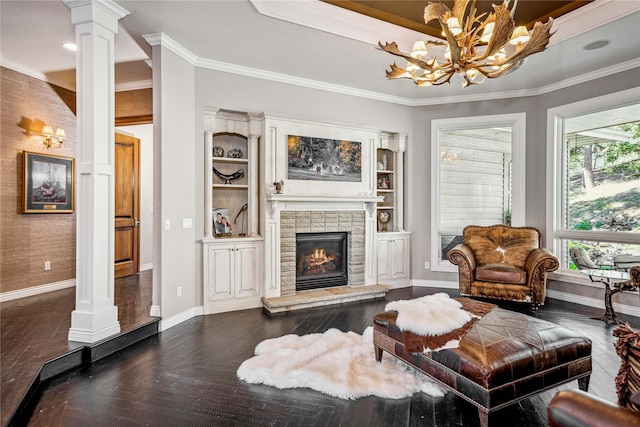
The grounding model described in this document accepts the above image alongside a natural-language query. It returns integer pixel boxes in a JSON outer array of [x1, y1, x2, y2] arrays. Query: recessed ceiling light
[[63, 43, 77, 52], [583, 40, 610, 51]]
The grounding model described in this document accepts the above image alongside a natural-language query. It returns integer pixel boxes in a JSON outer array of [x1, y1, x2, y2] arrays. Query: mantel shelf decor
[[378, 0, 554, 88]]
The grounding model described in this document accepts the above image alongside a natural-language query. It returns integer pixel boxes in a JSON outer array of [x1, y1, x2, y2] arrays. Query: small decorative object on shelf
[[213, 146, 225, 157], [377, 210, 391, 232], [234, 203, 248, 237], [227, 148, 243, 158], [382, 153, 388, 170], [274, 179, 284, 194], [213, 166, 245, 184], [377, 161, 384, 170]]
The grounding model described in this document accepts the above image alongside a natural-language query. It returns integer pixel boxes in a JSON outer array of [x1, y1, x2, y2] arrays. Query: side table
[[580, 268, 631, 324]]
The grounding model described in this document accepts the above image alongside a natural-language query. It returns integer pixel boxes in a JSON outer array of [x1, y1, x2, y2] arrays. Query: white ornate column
[[203, 107, 219, 238], [65, 0, 129, 343], [394, 133, 407, 232], [247, 113, 262, 237]]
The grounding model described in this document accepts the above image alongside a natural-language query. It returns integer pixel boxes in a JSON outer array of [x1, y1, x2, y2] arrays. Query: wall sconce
[[42, 125, 65, 149]]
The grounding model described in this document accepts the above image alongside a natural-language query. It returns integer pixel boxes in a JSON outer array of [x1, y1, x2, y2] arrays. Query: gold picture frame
[[23, 151, 74, 213]]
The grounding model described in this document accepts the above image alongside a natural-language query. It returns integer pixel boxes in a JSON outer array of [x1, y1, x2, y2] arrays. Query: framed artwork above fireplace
[[287, 135, 361, 183]]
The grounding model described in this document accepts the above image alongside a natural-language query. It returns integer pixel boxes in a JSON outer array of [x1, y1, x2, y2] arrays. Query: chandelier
[[378, 0, 554, 88]]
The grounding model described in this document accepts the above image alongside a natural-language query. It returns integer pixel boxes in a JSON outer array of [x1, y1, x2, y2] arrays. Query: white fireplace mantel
[[265, 193, 383, 216], [262, 193, 382, 299]]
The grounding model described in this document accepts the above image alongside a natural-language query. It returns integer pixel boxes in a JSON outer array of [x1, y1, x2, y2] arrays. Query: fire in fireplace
[[296, 232, 348, 291]]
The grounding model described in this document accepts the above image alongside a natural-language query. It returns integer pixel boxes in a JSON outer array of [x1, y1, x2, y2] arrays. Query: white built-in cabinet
[[377, 233, 410, 285], [204, 240, 262, 300], [202, 109, 264, 314], [375, 132, 410, 287]]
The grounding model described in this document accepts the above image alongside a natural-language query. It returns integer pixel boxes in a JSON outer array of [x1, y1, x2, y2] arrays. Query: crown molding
[[115, 80, 153, 92], [195, 56, 410, 105], [250, 0, 640, 50], [142, 33, 198, 65], [550, 0, 640, 46], [0, 59, 76, 92], [536, 58, 640, 97], [148, 30, 640, 107], [250, 0, 434, 50]]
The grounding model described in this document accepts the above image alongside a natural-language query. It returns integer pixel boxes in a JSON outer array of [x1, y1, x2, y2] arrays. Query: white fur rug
[[237, 327, 445, 400], [385, 293, 472, 336]]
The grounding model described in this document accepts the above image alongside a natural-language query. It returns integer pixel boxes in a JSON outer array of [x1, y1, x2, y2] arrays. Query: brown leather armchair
[[548, 320, 640, 427], [447, 225, 559, 309]]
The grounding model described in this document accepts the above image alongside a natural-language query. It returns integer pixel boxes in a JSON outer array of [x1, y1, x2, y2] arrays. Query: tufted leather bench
[[373, 301, 592, 427]]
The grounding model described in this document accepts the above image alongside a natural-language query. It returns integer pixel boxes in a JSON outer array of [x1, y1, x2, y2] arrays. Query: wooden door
[[114, 132, 140, 278]]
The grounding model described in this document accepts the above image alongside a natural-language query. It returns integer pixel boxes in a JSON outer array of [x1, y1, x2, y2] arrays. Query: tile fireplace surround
[[261, 195, 388, 313], [280, 210, 365, 296]]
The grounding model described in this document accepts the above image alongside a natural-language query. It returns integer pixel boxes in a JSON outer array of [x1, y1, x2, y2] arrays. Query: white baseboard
[[546, 289, 640, 318], [140, 263, 153, 272], [0, 279, 76, 303], [158, 306, 204, 332], [410, 279, 458, 289]]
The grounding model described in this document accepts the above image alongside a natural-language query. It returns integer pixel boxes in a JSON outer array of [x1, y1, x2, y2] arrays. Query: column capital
[[64, 0, 129, 33]]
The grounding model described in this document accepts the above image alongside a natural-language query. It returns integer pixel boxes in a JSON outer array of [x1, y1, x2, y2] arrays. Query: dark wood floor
[[1, 271, 154, 427], [8, 281, 638, 427]]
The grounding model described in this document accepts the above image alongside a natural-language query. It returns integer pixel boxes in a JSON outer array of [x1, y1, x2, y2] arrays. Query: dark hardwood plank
[[9, 284, 640, 427], [1, 271, 155, 427]]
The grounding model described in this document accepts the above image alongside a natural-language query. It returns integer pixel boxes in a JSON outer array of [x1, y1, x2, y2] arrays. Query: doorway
[[115, 132, 140, 278]]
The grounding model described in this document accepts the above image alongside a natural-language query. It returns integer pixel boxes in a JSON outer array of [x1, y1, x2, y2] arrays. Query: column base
[[68, 306, 120, 343]]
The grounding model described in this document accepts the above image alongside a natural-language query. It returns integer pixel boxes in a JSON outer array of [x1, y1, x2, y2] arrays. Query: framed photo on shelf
[[212, 208, 233, 236], [23, 151, 74, 213]]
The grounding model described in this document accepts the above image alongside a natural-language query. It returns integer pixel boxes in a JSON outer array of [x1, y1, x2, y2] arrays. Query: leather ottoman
[[373, 300, 592, 427]]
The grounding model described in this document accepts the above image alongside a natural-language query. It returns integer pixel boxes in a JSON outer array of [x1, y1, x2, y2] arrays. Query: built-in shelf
[[212, 184, 249, 189], [212, 157, 249, 164]]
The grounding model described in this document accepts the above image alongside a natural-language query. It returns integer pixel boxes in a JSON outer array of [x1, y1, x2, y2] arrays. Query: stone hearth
[[262, 285, 388, 314]]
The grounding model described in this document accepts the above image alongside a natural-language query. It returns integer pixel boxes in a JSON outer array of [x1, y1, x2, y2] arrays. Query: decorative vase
[[213, 146, 224, 157], [227, 148, 243, 158]]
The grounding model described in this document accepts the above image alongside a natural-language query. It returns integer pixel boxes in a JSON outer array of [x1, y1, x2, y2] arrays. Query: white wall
[[115, 124, 154, 270], [153, 45, 197, 322]]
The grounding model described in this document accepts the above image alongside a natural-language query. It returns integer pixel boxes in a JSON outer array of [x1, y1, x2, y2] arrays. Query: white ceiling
[[1, 0, 639, 106]]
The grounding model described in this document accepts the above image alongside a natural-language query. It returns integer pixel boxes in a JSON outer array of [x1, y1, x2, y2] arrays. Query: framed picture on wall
[[287, 134, 362, 182], [23, 151, 74, 213]]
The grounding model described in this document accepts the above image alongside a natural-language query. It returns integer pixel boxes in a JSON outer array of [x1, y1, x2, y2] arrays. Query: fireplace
[[296, 232, 348, 291]]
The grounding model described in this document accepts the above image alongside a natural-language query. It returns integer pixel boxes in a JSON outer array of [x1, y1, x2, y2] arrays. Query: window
[[547, 88, 640, 278], [431, 114, 526, 272]]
